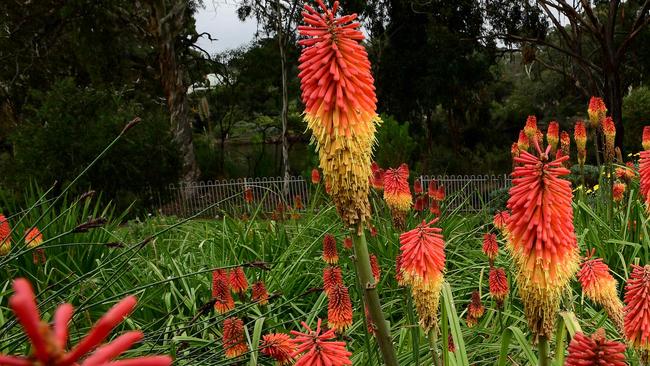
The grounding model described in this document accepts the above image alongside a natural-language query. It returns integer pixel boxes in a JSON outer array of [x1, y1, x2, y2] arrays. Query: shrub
[[375, 114, 416, 167], [623, 86, 650, 152]]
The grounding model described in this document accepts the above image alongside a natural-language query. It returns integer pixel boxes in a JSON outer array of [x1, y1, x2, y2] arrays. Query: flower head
[[613, 182, 626, 202], [370, 162, 385, 190], [293, 195, 304, 210], [547, 121, 559, 153], [327, 285, 353, 331], [602, 117, 616, 162], [427, 179, 438, 198], [25, 227, 46, 265], [624, 264, 650, 350], [323, 265, 344, 297], [588, 97, 607, 128], [291, 319, 352, 366], [560, 131, 571, 165], [482, 233, 498, 262], [212, 269, 235, 314], [511, 142, 520, 160], [252, 281, 269, 305], [489, 267, 509, 305], [343, 236, 353, 250], [0, 214, 11, 256], [383, 164, 412, 212], [492, 211, 510, 234], [616, 162, 636, 182], [467, 291, 485, 319], [429, 200, 441, 217], [229, 267, 249, 294], [577, 256, 623, 331], [370, 253, 381, 282], [507, 149, 579, 338], [414, 179, 423, 195], [261, 333, 295, 365], [322, 234, 339, 264], [0, 278, 171, 366], [565, 329, 626, 366], [574, 121, 587, 165], [223, 317, 249, 358], [465, 313, 477, 328], [643, 126, 650, 151], [299, 0, 379, 226], [244, 187, 254, 203], [414, 195, 428, 212], [518, 130, 529, 152], [524, 115, 537, 141], [311, 168, 321, 184], [640, 150, 650, 209]]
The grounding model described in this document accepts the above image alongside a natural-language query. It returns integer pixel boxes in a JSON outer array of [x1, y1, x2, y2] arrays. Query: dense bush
[[7, 79, 180, 213], [375, 114, 416, 168]]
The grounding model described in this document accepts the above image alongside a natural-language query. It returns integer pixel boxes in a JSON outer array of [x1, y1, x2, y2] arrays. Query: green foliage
[[375, 115, 416, 168], [8, 79, 180, 212], [623, 86, 650, 151]]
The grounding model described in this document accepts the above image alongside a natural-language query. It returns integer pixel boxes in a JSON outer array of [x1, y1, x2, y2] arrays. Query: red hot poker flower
[[291, 319, 352, 366], [261, 333, 295, 365], [311, 168, 321, 184], [602, 117, 616, 162], [0, 214, 11, 256], [244, 187, 254, 203], [547, 121, 559, 153], [518, 130, 530, 152], [489, 267, 509, 306], [640, 149, 650, 209], [575, 121, 587, 166], [524, 115, 538, 141], [327, 285, 353, 331], [370, 253, 381, 282], [613, 182, 626, 202], [577, 256, 623, 332], [383, 164, 412, 212], [588, 97, 607, 128], [222, 317, 249, 358], [427, 179, 438, 198], [25, 227, 46, 265], [414, 195, 428, 212], [482, 233, 498, 262], [322, 234, 339, 264], [467, 291, 485, 319], [229, 267, 249, 294], [624, 264, 650, 350], [414, 179, 423, 195], [0, 278, 171, 366], [252, 281, 269, 305], [322, 265, 344, 297], [343, 236, 353, 250], [212, 269, 235, 314], [565, 329, 626, 366], [643, 126, 650, 151], [293, 195, 304, 210], [492, 211, 510, 234]]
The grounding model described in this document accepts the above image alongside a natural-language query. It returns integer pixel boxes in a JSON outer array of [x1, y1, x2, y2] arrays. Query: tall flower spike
[[384, 164, 412, 230], [602, 117, 616, 162], [576, 256, 624, 332], [291, 319, 352, 366], [322, 265, 344, 297], [427, 179, 438, 198], [0, 278, 171, 366], [229, 267, 249, 294], [322, 234, 339, 264], [244, 187, 254, 204], [0, 214, 11, 256], [370, 253, 381, 282], [311, 168, 321, 184], [588, 97, 607, 129], [399, 219, 446, 331], [613, 182, 626, 202], [252, 281, 269, 305], [547, 121, 559, 154], [212, 269, 234, 314], [298, 0, 379, 226], [624, 265, 650, 350], [489, 267, 509, 307], [518, 130, 529, 152], [414, 179, 423, 195], [467, 291, 485, 319], [222, 317, 249, 358], [261, 333, 295, 365], [640, 146, 650, 210], [25, 227, 46, 265], [492, 211, 510, 235], [507, 149, 579, 339], [565, 329, 626, 366], [560, 131, 571, 168], [524, 115, 537, 141], [482, 233, 498, 263], [643, 126, 650, 151], [327, 284, 353, 331], [574, 121, 587, 166]]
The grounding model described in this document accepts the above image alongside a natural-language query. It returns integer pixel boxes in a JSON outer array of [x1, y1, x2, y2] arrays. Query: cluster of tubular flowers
[[369, 253, 381, 282], [489, 267, 509, 307], [588, 96, 607, 129], [482, 233, 498, 264], [492, 211, 510, 236], [370, 162, 385, 190], [230, 266, 249, 294], [427, 179, 445, 216], [291, 319, 352, 365], [574, 121, 587, 166], [560, 131, 571, 163], [298, 0, 380, 227], [0, 278, 171, 366], [244, 187, 254, 204], [615, 162, 636, 182], [613, 182, 626, 202], [565, 329, 626, 366], [320, 235, 352, 332], [398, 219, 446, 331], [25, 227, 46, 265], [547, 121, 559, 154], [383, 164, 412, 230], [624, 264, 650, 350], [465, 291, 485, 328], [506, 142, 579, 339], [413, 179, 429, 212], [322, 234, 339, 264], [0, 214, 10, 256], [602, 117, 616, 162], [252, 281, 269, 305], [640, 126, 650, 210], [223, 317, 249, 358], [518, 130, 529, 152], [576, 255, 624, 332], [261, 333, 295, 365], [311, 168, 321, 184], [213, 269, 235, 314]]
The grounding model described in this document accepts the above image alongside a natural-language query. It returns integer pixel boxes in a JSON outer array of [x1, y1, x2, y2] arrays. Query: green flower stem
[[538, 336, 550, 366]]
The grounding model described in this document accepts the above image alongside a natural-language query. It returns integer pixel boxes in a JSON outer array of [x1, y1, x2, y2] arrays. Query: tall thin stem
[[538, 336, 550, 366], [428, 329, 441, 366], [351, 228, 399, 366]]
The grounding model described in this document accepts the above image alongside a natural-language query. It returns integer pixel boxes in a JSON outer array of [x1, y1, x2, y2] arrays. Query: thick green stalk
[[428, 329, 441, 366], [351, 228, 399, 366], [538, 336, 550, 366]]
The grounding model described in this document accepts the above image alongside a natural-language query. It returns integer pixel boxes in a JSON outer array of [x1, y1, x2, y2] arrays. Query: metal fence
[[419, 174, 512, 212], [151, 174, 512, 217]]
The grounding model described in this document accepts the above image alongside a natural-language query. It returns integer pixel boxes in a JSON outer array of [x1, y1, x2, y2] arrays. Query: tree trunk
[[149, 0, 201, 189], [277, 0, 291, 199]]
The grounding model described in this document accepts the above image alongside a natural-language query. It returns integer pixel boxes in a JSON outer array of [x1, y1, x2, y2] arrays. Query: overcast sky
[[194, 1, 259, 56]]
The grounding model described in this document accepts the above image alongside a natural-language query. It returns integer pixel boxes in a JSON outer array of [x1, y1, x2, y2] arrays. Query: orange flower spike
[[414, 195, 427, 212], [518, 130, 530, 152], [643, 126, 650, 151], [322, 234, 339, 264], [298, 0, 379, 226], [613, 182, 626, 202], [322, 265, 344, 297], [511, 142, 520, 160], [616, 162, 636, 182], [467, 291, 485, 319], [383, 164, 412, 212], [561, 131, 571, 156], [395, 253, 405, 286], [492, 211, 510, 234], [414, 179, 423, 195], [465, 314, 477, 328], [212, 269, 235, 314], [574, 121, 587, 166], [293, 195, 304, 210], [547, 121, 559, 153], [291, 319, 352, 365], [229, 267, 249, 294], [25, 227, 46, 265], [311, 168, 321, 184], [244, 187, 254, 203], [0, 214, 11, 256], [577, 256, 624, 331], [640, 149, 650, 209], [489, 267, 509, 306], [369, 254, 381, 282], [222, 317, 249, 358], [588, 97, 607, 128], [261, 333, 295, 365], [252, 281, 269, 305], [343, 236, 353, 250], [482, 233, 498, 262], [427, 179, 438, 199], [524, 115, 537, 140], [602, 117, 616, 162], [506, 149, 579, 339], [624, 265, 650, 350], [565, 329, 626, 366], [327, 285, 353, 331]]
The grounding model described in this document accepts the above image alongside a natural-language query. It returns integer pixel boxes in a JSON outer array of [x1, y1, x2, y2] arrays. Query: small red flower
[[311, 168, 321, 184], [0, 278, 171, 366], [574, 121, 587, 165], [343, 236, 353, 250], [640, 150, 650, 209], [383, 164, 412, 212], [261, 333, 295, 365], [414, 195, 428, 212], [624, 265, 650, 350], [427, 179, 438, 198], [212, 269, 234, 314], [25, 227, 46, 265], [565, 329, 626, 366], [429, 200, 441, 216], [643, 126, 650, 151], [327, 285, 353, 331], [395, 253, 405, 286], [252, 281, 269, 305], [613, 182, 626, 202], [369, 224, 378, 237], [229, 267, 249, 294], [467, 291, 485, 319], [222, 317, 249, 358], [492, 211, 510, 233], [447, 333, 456, 353], [547, 121, 559, 152], [518, 130, 529, 152], [244, 187, 254, 203], [482, 233, 498, 262], [293, 195, 304, 210], [577, 255, 623, 331], [0, 214, 11, 256], [524, 115, 537, 140], [322, 234, 339, 264], [323, 266, 344, 297], [414, 179, 423, 195], [370, 253, 381, 282], [588, 97, 607, 128], [291, 319, 352, 366], [489, 267, 509, 305], [616, 162, 636, 182]]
